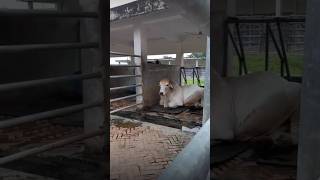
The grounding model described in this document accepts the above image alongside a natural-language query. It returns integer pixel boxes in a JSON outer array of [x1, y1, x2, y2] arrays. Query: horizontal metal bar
[[0, 43, 99, 53], [227, 17, 305, 24], [110, 51, 141, 57], [0, 101, 103, 129], [110, 84, 142, 91], [110, 65, 141, 68], [158, 120, 210, 180], [0, 129, 106, 165], [110, 94, 142, 103], [0, 9, 98, 18], [0, 72, 101, 92], [110, 75, 141, 79], [110, 103, 142, 114]]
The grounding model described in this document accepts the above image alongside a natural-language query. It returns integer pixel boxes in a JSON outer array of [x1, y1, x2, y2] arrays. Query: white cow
[[212, 70, 300, 144], [159, 79, 204, 108]]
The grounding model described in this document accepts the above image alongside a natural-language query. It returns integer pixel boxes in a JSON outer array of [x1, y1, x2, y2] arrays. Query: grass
[[182, 79, 205, 86], [232, 54, 304, 76]]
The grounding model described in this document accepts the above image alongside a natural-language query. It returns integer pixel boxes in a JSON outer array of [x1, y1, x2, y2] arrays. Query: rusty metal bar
[[110, 75, 141, 79], [0, 129, 106, 165], [110, 94, 142, 103], [0, 101, 103, 129], [110, 103, 142, 114], [110, 84, 142, 91], [110, 51, 141, 57], [0, 72, 101, 92], [0, 9, 98, 18], [0, 43, 99, 53]]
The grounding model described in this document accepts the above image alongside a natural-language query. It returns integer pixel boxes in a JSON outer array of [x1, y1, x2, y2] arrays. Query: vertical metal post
[[276, 20, 291, 78], [235, 22, 248, 75], [265, 23, 270, 71]]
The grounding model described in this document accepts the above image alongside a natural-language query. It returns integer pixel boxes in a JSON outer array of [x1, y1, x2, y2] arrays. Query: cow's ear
[[169, 82, 174, 89]]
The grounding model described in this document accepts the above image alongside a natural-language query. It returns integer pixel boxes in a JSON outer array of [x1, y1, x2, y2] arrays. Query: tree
[[188, 52, 206, 61]]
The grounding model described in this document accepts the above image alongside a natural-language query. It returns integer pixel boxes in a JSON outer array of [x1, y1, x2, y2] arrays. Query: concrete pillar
[[203, 36, 210, 123], [133, 27, 147, 107], [79, 0, 106, 152], [297, 0, 320, 179], [276, 0, 282, 16], [176, 43, 184, 67], [212, 0, 236, 76]]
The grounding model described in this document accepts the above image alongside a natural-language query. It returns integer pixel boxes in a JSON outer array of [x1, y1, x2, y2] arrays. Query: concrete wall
[[142, 64, 179, 107]]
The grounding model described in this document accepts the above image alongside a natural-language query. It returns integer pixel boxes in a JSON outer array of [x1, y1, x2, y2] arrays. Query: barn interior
[[0, 0, 319, 180]]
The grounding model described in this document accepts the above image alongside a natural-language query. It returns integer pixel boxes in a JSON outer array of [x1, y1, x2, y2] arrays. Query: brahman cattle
[[212, 70, 300, 144], [159, 79, 204, 108], [159, 71, 300, 144]]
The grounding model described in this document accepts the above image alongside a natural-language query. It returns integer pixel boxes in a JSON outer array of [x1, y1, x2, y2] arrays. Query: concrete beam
[[297, 0, 320, 179], [203, 36, 210, 123]]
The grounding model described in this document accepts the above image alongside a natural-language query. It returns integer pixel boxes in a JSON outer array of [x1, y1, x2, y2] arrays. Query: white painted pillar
[[203, 36, 210, 123], [176, 43, 185, 67], [133, 27, 147, 107], [276, 0, 282, 16]]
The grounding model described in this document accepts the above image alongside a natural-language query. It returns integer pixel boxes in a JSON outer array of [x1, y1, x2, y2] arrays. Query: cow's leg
[[160, 96, 164, 106]]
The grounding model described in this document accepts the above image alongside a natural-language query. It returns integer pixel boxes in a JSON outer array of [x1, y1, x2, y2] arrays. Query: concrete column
[[203, 36, 210, 123], [276, 0, 282, 16], [297, 0, 320, 179], [176, 43, 184, 84], [212, 0, 236, 76], [79, 0, 105, 152], [133, 27, 147, 107], [176, 43, 184, 67]]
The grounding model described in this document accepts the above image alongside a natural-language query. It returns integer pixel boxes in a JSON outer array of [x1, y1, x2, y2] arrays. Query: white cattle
[[212, 70, 300, 144], [159, 79, 204, 108]]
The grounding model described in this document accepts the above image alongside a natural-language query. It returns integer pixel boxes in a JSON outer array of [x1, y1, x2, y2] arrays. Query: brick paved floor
[[110, 116, 194, 180]]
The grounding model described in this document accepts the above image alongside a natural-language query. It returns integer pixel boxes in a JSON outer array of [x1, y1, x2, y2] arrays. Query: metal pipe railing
[[0, 10, 98, 18], [0, 128, 106, 165], [110, 94, 142, 103], [110, 103, 142, 114], [0, 43, 99, 53], [0, 72, 100, 92], [0, 101, 103, 129], [110, 84, 142, 91], [110, 75, 141, 79], [110, 51, 141, 57], [158, 120, 210, 180]]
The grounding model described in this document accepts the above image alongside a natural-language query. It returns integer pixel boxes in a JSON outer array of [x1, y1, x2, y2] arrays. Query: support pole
[[297, 0, 320, 179], [133, 27, 147, 107], [79, 0, 106, 152], [203, 36, 210, 123]]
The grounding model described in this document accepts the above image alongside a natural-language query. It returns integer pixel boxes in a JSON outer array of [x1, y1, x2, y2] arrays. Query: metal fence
[[0, 0, 108, 165], [225, 16, 305, 81], [180, 67, 205, 87], [110, 52, 143, 114]]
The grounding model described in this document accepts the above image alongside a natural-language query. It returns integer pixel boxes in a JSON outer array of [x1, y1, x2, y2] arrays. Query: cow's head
[[159, 79, 174, 96]]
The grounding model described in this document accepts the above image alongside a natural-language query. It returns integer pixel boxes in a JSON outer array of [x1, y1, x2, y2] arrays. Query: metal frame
[[225, 16, 305, 78], [0, 0, 108, 165], [109, 52, 143, 114], [180, 67, 205, 87]]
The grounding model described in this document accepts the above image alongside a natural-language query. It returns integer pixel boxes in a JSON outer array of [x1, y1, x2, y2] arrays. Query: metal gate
[[110, 52, 143, 114], [0, 0, 108, 165]]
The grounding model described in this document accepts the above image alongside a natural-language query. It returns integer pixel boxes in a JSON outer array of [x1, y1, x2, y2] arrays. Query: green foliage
[[188, 52, 206, 61]]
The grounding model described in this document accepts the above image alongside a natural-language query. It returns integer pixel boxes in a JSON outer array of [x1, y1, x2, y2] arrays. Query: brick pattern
[[0, 120, 82, 152], [110, 121, 193, 180]]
